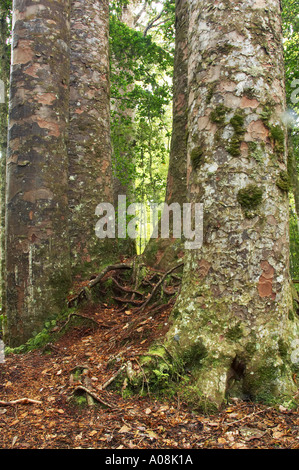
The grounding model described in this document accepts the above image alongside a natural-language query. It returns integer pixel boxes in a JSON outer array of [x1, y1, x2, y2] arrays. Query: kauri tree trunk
[[68, 0, 118, 276], [146, 0, 299, 408], [5, 0, 71, 346], [0, 3, 10, 318]]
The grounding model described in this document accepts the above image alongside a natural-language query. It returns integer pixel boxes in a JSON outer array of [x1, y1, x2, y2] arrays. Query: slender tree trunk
[[5, 0, 71, 347], [68, 0, 117, 276], [0, 4, 10, 317], [111, 3, 136, 206], [143, 0, 188, 270], [288, 131, 299, 227], [110, 2, 140, 257], [155, 0, 299, 407]]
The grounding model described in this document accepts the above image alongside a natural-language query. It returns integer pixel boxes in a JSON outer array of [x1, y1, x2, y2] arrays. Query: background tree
[[68, 0, 118, 276], [282, 0, 299, 281], [110, 0, 173, 253], [142, 0, 188, 269]]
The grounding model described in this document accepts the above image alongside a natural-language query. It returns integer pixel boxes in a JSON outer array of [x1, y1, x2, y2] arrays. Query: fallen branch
[[71, 385, 114, 409], [0, 398, 42, 406], [101, 364, 127, 390], [225, 406, 273, 427]]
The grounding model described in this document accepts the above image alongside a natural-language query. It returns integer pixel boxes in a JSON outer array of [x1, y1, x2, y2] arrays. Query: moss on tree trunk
[[139, 0, 299, 409]]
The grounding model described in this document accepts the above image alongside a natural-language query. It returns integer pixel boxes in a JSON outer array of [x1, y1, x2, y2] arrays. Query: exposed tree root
[[58, 312, 100, 333], [135, 263, 183, 312], [67, 263, 133, 308]]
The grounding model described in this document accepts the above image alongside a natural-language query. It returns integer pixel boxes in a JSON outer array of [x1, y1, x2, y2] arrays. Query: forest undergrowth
[[1, 259, 299, 450]]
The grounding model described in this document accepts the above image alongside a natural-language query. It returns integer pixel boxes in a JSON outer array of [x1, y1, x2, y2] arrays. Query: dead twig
[[101, 364, 127, 390], [225, 406, 273, 427], [72, 385, 114, 409], [0, 398, 42, 406]]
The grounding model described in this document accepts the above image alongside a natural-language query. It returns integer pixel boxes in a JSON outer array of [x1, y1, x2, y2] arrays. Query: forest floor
[[1, 265, 299, 451]]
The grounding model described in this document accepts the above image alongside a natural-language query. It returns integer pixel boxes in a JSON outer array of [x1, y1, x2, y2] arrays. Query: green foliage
[[4, 308, 76, 355], [282, 0, 299, 113], [109, 4, 173, 208]]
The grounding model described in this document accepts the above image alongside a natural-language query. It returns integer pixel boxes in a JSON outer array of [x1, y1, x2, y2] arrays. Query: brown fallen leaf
[[119, 424, 131, 433]]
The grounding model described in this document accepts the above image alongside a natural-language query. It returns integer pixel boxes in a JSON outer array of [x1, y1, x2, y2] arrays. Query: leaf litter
[[1, 298, 299, 449]]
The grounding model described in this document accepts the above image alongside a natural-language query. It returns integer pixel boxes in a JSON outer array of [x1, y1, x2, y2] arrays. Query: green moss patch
[[227, 111, 245, 157], [276, 170, 291, 192], [270, 125, 285, 156], [237, 184, 264, 211], [210, 104, 230, 126]]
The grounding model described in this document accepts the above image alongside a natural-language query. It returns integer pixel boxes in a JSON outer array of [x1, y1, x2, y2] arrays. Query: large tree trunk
[[68, 0, 118, 276], [142, 0, 188, 270], [152, 0, 299, 407], [5, 0, 71, 347], [0, 4, 10, 320]]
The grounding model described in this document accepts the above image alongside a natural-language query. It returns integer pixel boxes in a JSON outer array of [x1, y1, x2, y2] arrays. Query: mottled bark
[[68, 0, 117, 275], [5, 0, 71, 346], [143, 0, 188, 270], [0, 5, 9, 314], [159, 0, 299, 406]]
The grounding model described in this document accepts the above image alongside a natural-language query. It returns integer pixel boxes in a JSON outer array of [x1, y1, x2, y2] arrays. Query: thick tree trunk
[[0, 5, 9, 316], [5, 0, 71, 346], [142, 0, 188, 270], [68, 0, 117, 276], [153, 0, 299, 407]]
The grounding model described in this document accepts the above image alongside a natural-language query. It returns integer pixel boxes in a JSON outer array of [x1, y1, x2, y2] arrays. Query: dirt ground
[[1, 291, 299, 452]]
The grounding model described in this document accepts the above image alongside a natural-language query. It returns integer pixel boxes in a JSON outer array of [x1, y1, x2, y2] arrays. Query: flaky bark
[[5, 0, 71, 346], [68, 0, 117, 275], [0, 4, 10, 316], [157, 0, 299, 407], [143, 0, 188, 270]]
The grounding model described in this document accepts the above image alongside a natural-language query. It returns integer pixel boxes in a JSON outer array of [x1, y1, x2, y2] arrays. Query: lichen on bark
[[139, 0, 299, 408]]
